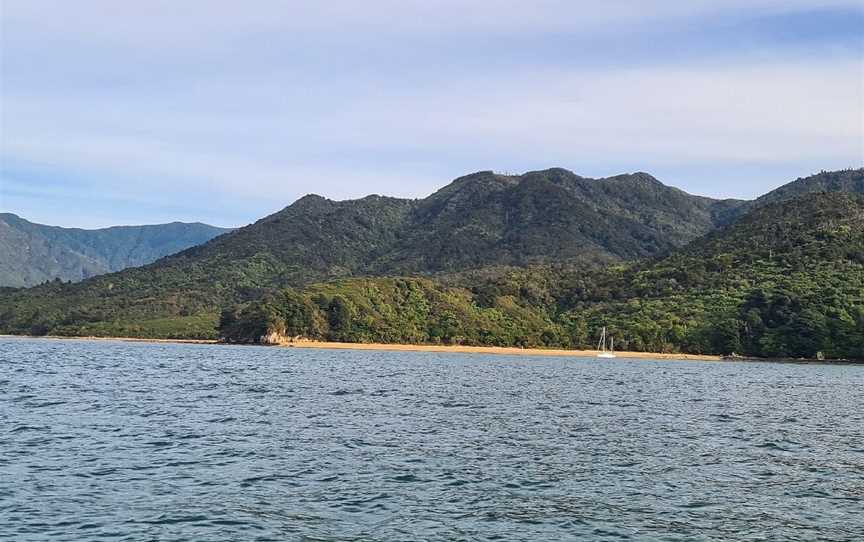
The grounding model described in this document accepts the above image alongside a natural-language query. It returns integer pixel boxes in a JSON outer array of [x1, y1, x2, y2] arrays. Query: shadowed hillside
[[0, 214, 230, 287]]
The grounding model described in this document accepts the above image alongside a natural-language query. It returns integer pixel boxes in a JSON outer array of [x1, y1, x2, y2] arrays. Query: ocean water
[[1, 337, 862, 541]]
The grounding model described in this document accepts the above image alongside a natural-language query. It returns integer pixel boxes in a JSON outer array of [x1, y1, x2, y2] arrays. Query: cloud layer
[[2, 1, 862, 227]]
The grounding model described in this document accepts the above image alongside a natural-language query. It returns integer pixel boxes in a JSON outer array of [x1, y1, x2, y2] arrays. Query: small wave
[[243, 386, 270, 394], [209, 518, 263, 529], [164, 460, 201, 467], [8, 424, 46, 433], [755, 442, 789, 451], [679, 501, 715, 509], [24, 400, 68, 408], [329, 389, 364, 396], [139, 514, 210, 525], [205, 416, 236, 423], [342, 492, 391, 506], [392, 473, 422, 483]]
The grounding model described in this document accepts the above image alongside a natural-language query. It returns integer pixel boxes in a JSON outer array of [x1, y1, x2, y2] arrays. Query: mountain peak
[[604, 171, 663, 185], [271, 194, 332, 217], [293, 193, 329, 205], [755, 168, 864, 206]]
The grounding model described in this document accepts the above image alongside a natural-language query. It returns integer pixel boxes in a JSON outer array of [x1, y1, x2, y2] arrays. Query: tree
[[328, 296, 356, 341]]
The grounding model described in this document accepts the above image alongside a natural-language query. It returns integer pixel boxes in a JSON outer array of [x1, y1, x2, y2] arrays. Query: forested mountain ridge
[[369, 169, 742, 272], [220, 193, 864, 359], [0, 167, 861, 344], [0, 213, 230, 287], [0, 168, 747, 337], [176, 167, 749, 277]]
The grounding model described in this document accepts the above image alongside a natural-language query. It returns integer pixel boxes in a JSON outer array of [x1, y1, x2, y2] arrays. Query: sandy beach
[[3, 334, 723, 360], [6, 334, 861, 363], [275, 340, 724, 360]]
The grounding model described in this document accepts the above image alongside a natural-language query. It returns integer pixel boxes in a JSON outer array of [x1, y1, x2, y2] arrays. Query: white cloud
[[3, 1, 861, 48], [4, 57, 860, 199], [1, 0, 862, 225]]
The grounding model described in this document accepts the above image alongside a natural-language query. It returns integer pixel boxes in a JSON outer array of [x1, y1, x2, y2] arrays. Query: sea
[[1, 337, 862, 541]]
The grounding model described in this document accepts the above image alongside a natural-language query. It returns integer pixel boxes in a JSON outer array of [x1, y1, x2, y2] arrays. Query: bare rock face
[[259, 331, 307, 345], [260, 331, 286, 345]]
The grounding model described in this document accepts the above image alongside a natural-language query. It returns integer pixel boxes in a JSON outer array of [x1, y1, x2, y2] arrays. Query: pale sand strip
[[280, 340, 723, 361], [3, 334, 721, 360], [7, 335, 861, 362]]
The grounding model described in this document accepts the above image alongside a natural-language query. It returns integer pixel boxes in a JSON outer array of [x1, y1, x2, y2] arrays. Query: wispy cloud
[[1, 1, 862, 227]]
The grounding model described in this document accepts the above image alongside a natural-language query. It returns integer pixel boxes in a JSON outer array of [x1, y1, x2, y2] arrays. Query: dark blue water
[[1, 337, 863, 541]]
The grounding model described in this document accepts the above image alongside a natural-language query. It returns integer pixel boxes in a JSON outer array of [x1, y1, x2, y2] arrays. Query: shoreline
[[0, 334, 724, 361], [0, 334, 216, 345], [3, 334, 860, 364], [278, 340, 725, 361]]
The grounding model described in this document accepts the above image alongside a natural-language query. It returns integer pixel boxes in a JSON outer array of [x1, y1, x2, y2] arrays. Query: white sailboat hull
[[597, 327, 616, 358]]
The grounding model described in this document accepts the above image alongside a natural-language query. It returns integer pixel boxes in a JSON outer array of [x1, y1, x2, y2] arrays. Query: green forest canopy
[[219, 193, 864, 359]]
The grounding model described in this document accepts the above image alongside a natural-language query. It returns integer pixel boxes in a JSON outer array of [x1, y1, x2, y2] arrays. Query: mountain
[[0, 168, 745, 338], [0, 214, 231, 287], [369, 169, 742, 272], [221, 192, 864, 359], [164, 168, 744, 279], [1, 167, 861, 344]]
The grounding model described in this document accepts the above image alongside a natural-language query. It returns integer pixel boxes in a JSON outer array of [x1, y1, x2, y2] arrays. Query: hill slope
[[753, 168, 863, 207], [219, 193, 864, 359], [558, 192, 864, 358], [0, 214, 231, 287], [0, 169, 745, 337]]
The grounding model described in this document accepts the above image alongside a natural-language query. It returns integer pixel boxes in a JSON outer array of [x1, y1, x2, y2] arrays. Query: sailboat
[[597, 327, 616, 358]]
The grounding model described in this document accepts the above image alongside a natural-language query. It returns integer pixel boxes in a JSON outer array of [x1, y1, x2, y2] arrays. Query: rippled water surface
[[2, 337, 863, 541]]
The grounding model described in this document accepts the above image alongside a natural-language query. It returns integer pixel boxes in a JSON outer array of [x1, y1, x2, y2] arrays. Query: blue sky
[[1, 1, 862, 228]]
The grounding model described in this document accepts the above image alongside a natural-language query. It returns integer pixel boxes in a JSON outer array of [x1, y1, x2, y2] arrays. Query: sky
[[1, 1, 863, 228]]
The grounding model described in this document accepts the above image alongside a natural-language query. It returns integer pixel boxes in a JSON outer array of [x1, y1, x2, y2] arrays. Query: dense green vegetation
[[367, 169, 743, 273], [0, 213, 230, 287], [0, 168, 749, 337], [218, 276, 567, 347], [1, 168, 862, 358], [554, 192, 864, 358], [220, 193, 864, 359]]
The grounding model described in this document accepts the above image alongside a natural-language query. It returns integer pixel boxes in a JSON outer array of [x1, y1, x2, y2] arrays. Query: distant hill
[[222, 192, 864, 359], [0, 214, 231, 287]]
